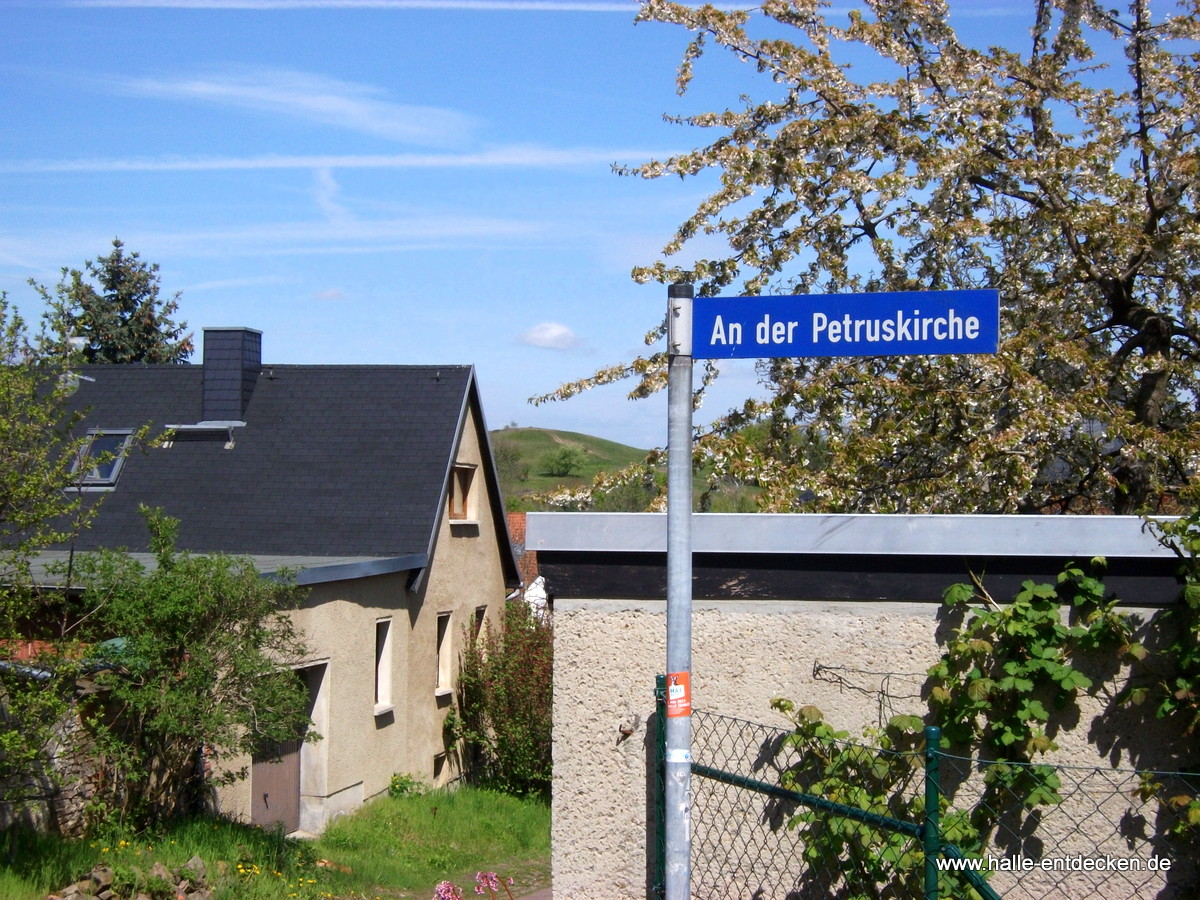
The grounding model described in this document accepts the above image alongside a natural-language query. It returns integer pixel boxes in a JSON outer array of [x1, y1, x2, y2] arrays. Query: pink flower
[[434, 881, 464, 900], [478, 872, 501, 890], [474, 872, 503, 898]]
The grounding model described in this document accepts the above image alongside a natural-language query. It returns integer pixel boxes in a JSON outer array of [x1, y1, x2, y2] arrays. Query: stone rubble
[[45, 855, 214, 900]]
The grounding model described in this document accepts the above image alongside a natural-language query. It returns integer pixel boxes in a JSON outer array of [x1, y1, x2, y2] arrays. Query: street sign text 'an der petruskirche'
[[691, 289, 999, 359]]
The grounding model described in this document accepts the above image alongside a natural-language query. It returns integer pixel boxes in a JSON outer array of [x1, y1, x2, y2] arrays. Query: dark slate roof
[[55, 360, 515, 585]]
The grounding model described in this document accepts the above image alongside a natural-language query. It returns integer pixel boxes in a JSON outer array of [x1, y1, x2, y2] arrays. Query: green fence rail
[[653, 683, 1198, 900]]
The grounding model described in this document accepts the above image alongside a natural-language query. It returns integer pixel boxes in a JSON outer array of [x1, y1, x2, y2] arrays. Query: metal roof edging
[[267, 554, 429, 586], [469, 372, 523, 591], [412, 368, 474, 594], [525, 512, 1178, 560]]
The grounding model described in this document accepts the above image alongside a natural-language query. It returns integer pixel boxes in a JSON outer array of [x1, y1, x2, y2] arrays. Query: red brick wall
[[507, 512, 539, 590]]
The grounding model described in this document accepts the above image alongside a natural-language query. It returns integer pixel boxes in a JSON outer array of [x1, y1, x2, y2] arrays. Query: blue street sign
[[691, 289, 999, 359]]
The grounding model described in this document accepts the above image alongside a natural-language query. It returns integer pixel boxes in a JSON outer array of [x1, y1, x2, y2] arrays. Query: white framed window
[[435, 611, 452, 695], [374, 618, 393, 715], [448, 464, 476, 521], [72, 429, 134, 490]]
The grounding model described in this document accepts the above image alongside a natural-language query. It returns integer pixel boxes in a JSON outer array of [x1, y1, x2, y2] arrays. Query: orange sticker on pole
[[665, 671, 692, 718]]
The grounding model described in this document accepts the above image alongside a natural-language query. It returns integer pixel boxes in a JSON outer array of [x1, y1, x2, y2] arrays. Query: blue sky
[[2, 0, 1032, 448]]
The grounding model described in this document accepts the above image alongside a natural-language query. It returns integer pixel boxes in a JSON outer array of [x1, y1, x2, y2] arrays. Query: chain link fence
[[653, 693, 1199, 900], [936, 749, 1198, 900]]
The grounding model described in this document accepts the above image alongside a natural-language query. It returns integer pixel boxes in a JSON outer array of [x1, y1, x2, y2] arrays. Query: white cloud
[[184, 274, 293, 292], [113, 67, 477, 147], [519, 321, 580, 350], [314, 288, 347, 301], [0, 145, 668, 174], [313, 168, 352, 224], [0, 214, 547, 277], [147, 213, 544, 258]]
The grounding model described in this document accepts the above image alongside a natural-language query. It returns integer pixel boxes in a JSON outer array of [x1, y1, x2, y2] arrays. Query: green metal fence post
[[924, 725, 942, 900], [653, 675, 667, 898]]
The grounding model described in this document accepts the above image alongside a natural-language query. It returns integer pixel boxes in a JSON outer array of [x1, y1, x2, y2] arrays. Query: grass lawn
[[0, 788, 549, 900]]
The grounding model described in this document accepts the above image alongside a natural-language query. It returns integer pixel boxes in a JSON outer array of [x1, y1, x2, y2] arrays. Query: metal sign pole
[[664, 282, 694, 900], [657, 284, 996, 900]]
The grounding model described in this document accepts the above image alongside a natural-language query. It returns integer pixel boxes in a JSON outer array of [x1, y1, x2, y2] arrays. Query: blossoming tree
[[543, 0, 1200, 514]]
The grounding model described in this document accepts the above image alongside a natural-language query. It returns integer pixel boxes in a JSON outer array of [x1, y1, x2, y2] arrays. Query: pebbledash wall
[[528, 512, 1192, 900]]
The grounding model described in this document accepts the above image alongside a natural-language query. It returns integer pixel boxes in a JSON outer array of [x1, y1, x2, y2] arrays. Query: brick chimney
[[202, 327, 262, 421]]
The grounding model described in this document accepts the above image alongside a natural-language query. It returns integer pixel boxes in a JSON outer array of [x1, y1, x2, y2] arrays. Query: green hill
[[489, 427, 650, 509], [489, 427, 759, 512]]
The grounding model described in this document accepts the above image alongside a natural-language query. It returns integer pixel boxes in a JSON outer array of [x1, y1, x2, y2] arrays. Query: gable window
[[73, 429, 134, 489], [448, 464, 476, 521]]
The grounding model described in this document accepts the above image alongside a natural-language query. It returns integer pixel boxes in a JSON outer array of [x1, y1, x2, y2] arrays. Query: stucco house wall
[[531, 512, 1194, 900], [219, 404, 512, 835], [416, 403, 511, 781]]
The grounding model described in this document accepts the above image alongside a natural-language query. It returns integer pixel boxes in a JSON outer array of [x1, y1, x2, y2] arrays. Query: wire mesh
[[936, 752, 1199, 900], [680, 708, 1200, 900], [688, 709, 927, 899]]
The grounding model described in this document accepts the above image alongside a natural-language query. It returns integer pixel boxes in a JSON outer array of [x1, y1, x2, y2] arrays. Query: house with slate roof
[[45, 326, 520, 834]]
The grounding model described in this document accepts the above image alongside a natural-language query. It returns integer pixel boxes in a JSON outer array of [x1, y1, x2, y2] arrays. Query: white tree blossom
[[540, 0, 1200, 514]]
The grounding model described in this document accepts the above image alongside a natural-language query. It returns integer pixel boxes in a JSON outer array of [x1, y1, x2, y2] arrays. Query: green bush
[[539, 446, 586, 478], [62, 507, 313, 830], [454, 600, 552, 799], [387, 772, 425, 798]]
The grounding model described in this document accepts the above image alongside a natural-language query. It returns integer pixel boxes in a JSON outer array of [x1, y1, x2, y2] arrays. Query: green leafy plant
[[1135, 771, 1200, 839], [1144, 513, 1200, 737], [1135, 512, 1200, 847], [767, 557, 1200, 892], [769, 700, 982, 900], [388, 772, 426, 798], [60, 506, 314, 830], [539, 446, 586, 478], [928, 560, 1134, 809], [454, 599, 552, 799], [0, 296, 106, 820]]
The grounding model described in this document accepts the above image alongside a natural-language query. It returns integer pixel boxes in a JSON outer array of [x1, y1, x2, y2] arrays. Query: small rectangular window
[[435, 612, 452, 694], [374, 618, 393, 714], [73, 429, 133, 489], [448, 464, 475, 521], [474, 605, 487, 641]]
